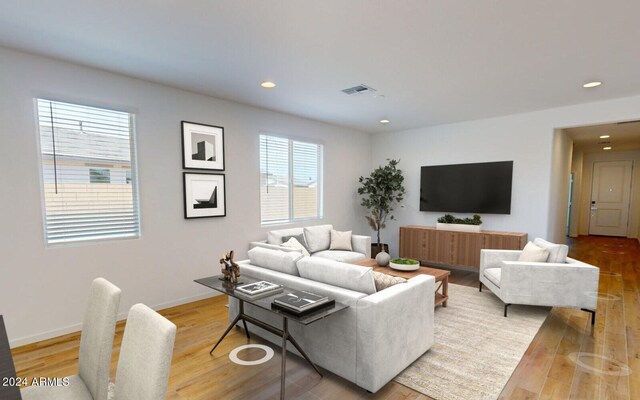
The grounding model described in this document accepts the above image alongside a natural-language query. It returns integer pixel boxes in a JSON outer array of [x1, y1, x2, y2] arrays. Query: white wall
[[372, 95, 640, 256], [577, 150, 640, 238], [548, 129, 573, 243], [0, 47, 371, 345]]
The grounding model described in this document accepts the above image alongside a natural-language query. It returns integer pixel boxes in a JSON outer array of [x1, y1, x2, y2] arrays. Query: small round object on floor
[[375, 251, 391, 267], [229, 344, 274, 366]]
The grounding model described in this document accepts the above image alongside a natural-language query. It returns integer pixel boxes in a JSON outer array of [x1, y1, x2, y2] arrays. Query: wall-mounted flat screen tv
[[420, 161, 513, 214]]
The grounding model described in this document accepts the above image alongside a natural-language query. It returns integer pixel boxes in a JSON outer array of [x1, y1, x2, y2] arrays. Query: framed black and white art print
[[183, 173, 226, 218], [182, 121, 225, 170]]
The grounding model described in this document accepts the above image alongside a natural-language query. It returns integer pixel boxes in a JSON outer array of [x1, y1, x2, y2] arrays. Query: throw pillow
[[281, 237, 310, 257], [533, 238, 569, 263], [303, 225, 333, 253], [267, 227, 303, 245], [330, 230, 353, 251], [518, 241, 550, 262], [372, 271, 407, 291], [281, 233, 310, 252]]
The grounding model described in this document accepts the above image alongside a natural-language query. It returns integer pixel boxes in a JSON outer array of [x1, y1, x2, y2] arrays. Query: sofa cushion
[[266, 227, 304, 245], [533, 238, 568, 263], [313, 250, 366, 263], [304, 225, 333, 253], [248, 247, 303, 276], [282, 233, 310, 252], [297, 256, 376, 295], [518, 241, 549, 262], [372, 271, 407, 291], [330, 230, 353, 251], [281, 237, 310, 257], [483, 267, 502, 288]]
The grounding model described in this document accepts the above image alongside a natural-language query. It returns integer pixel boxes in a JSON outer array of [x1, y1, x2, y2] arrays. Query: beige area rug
[[394, 283, 549, 400]]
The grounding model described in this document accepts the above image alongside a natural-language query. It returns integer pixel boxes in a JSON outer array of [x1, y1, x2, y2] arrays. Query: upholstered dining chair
[[22, 278, 122, 400], [111, 303, 176, 400], [479, 238, 600, 324]]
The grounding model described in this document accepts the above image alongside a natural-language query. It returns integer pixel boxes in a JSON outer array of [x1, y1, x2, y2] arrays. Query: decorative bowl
[[389, 258, 420, 271]]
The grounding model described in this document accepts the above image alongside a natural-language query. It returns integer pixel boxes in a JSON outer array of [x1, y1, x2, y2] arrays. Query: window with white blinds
[[260, 134, 323, 225], [36, 99, 140, 245]]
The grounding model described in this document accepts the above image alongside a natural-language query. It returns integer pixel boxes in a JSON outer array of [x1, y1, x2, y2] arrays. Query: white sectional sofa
[[249, 224, 371, 262], [230, 247, 435, 393]]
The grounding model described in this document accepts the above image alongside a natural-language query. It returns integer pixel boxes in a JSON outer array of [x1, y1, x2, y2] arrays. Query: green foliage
[[357, 159, 406, 245], [390, 258, 419, 265], [437, 214, 482, 225]]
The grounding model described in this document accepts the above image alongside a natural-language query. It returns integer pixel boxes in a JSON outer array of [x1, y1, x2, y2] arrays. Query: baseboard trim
[[9, 292, 221, 348]]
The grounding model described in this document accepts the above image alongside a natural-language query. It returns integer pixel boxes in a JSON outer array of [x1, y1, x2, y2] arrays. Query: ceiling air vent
[[341, 84, 376, 96]]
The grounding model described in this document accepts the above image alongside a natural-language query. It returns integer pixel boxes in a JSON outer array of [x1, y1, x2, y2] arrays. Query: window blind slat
[[37, 99, 141, 245]]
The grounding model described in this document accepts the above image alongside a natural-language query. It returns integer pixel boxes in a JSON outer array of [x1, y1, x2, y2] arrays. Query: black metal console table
[[195, 275, 347, 400]]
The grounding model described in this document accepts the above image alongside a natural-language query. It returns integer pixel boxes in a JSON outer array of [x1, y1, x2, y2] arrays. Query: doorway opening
[[553, 121, 640, 242], [588, 160, 633, 237]]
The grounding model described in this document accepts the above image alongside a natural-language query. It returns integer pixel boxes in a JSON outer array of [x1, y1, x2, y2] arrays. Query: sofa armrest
[[480, 249, 522, 274], [355, 275, 435, 392], [248, 241, 302, 253], [500, 257, 599, 309], [351, 234, 371, 258]]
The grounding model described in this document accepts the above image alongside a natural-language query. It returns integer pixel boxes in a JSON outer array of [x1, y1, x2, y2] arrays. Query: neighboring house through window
[[89, 168, 111, 183], [36, 99, 140, 244], [259, 134, 323, 225]]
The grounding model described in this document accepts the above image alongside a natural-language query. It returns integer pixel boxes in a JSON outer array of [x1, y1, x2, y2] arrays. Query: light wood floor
[[11, 236, 639, 399]]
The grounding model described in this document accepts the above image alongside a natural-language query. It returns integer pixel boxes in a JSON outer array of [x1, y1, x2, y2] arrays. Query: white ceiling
[[2, 1, 640, 133], [565, 121, 640, 152]]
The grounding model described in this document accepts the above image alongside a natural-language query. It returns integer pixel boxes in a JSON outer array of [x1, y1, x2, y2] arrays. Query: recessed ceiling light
[[603, 146, 612, 150], [261, 81, 276, 88], [599, 135, 610, 139], [583, 81, 602, 88], [380, 119, 390, 124]]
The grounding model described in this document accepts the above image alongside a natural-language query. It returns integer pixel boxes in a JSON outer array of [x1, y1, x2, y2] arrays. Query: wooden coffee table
[[353, 258, 450, 307]]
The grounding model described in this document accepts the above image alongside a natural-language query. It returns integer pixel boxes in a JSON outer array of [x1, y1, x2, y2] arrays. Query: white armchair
[[479, 241, 599, 324]]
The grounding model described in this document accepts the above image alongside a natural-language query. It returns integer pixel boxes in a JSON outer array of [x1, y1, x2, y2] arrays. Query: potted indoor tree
[[357, 159, 406, 257]]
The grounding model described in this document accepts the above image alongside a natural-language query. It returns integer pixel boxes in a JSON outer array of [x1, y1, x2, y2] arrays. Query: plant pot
[[389, 258, 420, 271], [371, 243, 389, 258], [436, 222, 482, 233]]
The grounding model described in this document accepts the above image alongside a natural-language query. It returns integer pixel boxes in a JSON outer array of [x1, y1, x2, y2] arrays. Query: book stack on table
[[272, 291, 335, 316], [235, 281, 283, 299]]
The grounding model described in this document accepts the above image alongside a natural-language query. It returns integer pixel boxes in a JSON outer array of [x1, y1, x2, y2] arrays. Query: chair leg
[[479, 282, 483, 292], [581, 308, 596, 326], [504, 303, 511, 317]]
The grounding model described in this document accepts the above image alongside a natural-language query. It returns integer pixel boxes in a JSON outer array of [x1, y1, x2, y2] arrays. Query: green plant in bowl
[[389, 258, 420, 271], [390, 258, 419, 265]]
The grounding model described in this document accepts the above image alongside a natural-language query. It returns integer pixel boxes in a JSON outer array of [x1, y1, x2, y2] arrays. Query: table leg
[[442, 276, 449, 307], [210, 299, 246, 355], [287, 333, 323, 377], [281, 317, 288, 400], [210, 312, 243, 354], [239, 300, 250, 339]]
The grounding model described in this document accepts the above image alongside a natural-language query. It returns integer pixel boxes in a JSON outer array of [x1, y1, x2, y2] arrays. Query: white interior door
[[589, 160, 633, 237]]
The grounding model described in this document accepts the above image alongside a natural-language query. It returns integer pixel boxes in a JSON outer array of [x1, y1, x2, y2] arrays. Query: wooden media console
[[399, 225, 527, 270]]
